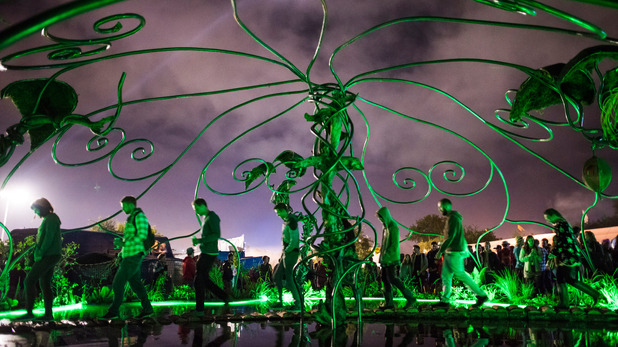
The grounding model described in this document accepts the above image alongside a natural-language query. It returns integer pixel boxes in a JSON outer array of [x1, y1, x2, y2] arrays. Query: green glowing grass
[[0, 303, 83, 318]]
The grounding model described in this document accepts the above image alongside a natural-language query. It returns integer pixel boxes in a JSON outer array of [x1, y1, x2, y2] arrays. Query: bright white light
[[0, 186, 35, 206], [0, 185, 37, 236]]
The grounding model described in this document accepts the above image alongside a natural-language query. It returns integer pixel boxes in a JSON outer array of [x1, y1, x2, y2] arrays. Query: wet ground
[[1, 302, 618, 346]]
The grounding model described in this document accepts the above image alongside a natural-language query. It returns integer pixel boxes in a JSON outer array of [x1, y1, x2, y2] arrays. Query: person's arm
[[520, 250, 530, 262]]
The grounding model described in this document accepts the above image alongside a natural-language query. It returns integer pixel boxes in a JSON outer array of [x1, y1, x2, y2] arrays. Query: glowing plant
[[147, 276, 167, 302], [491, 269, 522, 303], [448, 286, 475, 305], [83, 285, 113, 304], [589, 273, 618, 309], [170, 285, 194, 301]]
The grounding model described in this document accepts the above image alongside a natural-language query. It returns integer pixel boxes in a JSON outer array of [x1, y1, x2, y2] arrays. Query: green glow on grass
[[0, 303, 83, 318], [0, 297, 529, 320]]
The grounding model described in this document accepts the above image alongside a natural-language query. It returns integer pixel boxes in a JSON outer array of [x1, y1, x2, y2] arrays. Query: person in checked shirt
[[102, 196, 154, 319]]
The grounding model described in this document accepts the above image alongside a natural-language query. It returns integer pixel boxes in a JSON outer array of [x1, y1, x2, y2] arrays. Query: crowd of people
[[12, 195, 618, 322]]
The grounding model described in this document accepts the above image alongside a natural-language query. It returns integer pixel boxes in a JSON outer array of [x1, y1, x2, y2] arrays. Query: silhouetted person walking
[[191, 198, 229, 316], [16, 198, 62, 322]]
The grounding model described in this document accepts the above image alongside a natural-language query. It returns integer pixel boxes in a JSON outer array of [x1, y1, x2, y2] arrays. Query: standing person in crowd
[[426, 241, 441, 294], [16, 198, 63, 322], [481, 242, 501, 273], [464, 246, 477, 273], [182, 247, 196, 287], [583, 231, 609, 275], [102, 196, 154, 319], [363, 259, 379, 291], [400, 254, 413, 283], [273, 203, 301, 310], [535, 239, 550, 295], [411, 245, 428, 292], [434, 199, 488, 308], [513, 236, 524, 279], [191, 198, 229, 316], [258, 255, 273, 283], [541, 237, 555, 291], [542, 238, 551, 252], [544, 208, 600, 309], [313, 260, 327, 290], [222, 253, 235, 296], [601, 239, 614, 275], [520, 235, 541, 295], [377, 206, 417, 309], [498, 241, 513, 270]]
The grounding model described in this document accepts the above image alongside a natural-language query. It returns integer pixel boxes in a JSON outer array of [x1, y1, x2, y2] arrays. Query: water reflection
[[2, 320, 618, 346]]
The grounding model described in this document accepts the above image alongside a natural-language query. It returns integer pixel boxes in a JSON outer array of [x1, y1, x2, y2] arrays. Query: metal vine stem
[[0, 0, 617, 328]]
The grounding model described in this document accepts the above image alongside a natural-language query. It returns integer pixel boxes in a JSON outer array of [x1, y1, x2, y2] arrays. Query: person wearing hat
[[498, 241, 513, 270]]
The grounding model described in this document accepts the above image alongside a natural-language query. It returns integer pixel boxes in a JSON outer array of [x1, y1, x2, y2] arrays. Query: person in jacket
[[182, 247, 196, 287], [513, 236, 525, 279], [273, 203, 301, 310], [434, 199, 488, 308], [377, 206, 417, 309], [191, 198, 229, 316], [400, 254, 413, 283], [102, 196, 154, 319], [410, 245, 428, 292], [520, 235, 541, 294], [544, 208, 600, 309], [16, 198, 62, 321]]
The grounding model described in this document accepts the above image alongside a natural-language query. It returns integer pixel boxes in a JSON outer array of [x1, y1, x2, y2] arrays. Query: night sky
[[1, 0, 618, 261]]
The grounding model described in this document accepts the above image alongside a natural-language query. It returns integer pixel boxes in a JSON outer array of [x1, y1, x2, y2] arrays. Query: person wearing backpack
[[101, 196, 154, 319]]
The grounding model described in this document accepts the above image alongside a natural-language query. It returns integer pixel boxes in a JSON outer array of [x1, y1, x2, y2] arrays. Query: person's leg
[[386, 265, 416, 305], [381, 266, 394, 307], [126, 255, 153, 314], [24, 261, 43, 315], [21, 258, 57, 319], [440, 254, 455, 302], [555, 266, 570, 308], [283, 251, 301, 307], [567, 267, 600, 305], [39, 255, 61, 318], [194, 256, 207, 313], [571, 280, 600, 304], [201, 255, 229, 303], [108, 256, 135, 315], [450, 253, 486, 297], [273, 257, 284, 304]]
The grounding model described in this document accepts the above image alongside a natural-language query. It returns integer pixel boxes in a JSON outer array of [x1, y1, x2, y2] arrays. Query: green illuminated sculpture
[[1, 0, 618, 328]]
